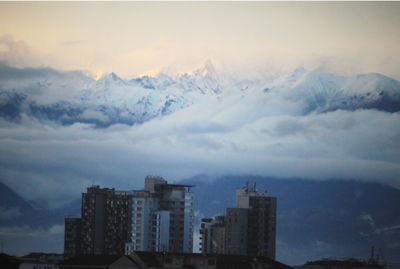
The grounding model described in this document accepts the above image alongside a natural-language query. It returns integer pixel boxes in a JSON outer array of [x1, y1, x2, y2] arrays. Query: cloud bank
[[0, 101, 399, 209], [0, 224, 64, 255]]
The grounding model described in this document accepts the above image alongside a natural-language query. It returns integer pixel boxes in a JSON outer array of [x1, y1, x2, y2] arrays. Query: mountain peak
[[103, 72, 122, 81], [198, 59, 217, 78], [94, 72, 126, 88], [293, 67, 307, 76]]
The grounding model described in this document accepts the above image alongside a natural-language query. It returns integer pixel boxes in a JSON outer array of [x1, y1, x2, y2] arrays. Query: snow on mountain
[[73, 64, 221, 126], [93, 72, 127, 89], [0, 60, 399, 127], [335, 73, 400, 112], [265, 68, 400, 113], [176, 60, 222, 95], [271, 68, 349, 112]]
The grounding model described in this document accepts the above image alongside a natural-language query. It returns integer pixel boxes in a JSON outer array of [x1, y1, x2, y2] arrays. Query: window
[[208, 259, 215, 265]]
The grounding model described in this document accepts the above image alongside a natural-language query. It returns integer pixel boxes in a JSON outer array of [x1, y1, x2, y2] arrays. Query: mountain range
[[0, 61, 399, 128]]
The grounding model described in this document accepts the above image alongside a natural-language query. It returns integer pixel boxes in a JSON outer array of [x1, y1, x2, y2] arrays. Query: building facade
[[78, 186, 133, 255], [200, 182, 277, 259], [199, 216, 226, 255], [125, 176, 194, 253], [64, 218, 82, 257], [64, 176, 194, 257]]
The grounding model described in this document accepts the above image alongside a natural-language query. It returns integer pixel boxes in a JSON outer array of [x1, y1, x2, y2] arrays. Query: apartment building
[[200, 182, 277, 259], [64, 176, 194, 256]]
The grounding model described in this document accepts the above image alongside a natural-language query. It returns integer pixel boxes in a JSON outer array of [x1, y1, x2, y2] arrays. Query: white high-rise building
[[125, 176, 194, 254], [127, 191, 173, 253]]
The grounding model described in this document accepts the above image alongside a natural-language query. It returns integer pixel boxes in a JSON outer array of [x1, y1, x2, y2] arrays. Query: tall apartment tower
[[65, 186, 133, 255], [127, 188, 169, 253], [64, 177, 194, 257], [200, 183, 277, 259], [126, 176, 194, 253], [227, 183, 277, 258]]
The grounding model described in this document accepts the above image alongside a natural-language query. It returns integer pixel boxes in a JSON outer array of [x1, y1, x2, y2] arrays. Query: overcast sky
[[1, 2, 400, 79]]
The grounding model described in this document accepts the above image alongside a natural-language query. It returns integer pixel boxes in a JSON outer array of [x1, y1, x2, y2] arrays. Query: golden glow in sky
[[0, 2, 400, 79]]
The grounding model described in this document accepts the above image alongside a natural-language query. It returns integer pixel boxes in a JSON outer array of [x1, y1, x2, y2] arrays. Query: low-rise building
[[0, 253, 21, 269], [60, 252, 293, 269], [0, 252, 62, 269], [59, 255, 136, 269]]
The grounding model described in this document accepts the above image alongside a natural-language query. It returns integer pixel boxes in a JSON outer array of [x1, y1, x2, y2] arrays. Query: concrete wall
[[225, 208, 248, 255]]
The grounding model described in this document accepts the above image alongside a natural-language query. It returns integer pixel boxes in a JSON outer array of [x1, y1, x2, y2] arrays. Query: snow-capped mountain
[[93, 72, 127, 89], [270, 68, 400, 113], [176, 59, 222, 95], [0, 60, 399, 127], [72, 64, 222, 126]]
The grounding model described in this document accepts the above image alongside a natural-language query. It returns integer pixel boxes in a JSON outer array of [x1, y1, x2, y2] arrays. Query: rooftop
[[61, 255, 122, 267], [305, 259, 385, 268]]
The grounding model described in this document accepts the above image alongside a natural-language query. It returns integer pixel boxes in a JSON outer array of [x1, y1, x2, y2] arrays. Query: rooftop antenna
[[370, 246, 375, 262], [377, 248, 385, 265]]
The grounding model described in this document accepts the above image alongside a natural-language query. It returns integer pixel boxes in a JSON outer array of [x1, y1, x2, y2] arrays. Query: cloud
[[361, 214, 376, 229], [79, 109, 109, 122], [0, 224, 64, 237], [0, 35, 37, 68], [0, 61, 58, 81], [0, 224, 64, 255], [0, 61, 93, 104], [0, 104, 399, 211]]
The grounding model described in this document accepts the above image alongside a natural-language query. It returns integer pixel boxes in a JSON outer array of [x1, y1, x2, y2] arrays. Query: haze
[[1, 2, 400, 79]]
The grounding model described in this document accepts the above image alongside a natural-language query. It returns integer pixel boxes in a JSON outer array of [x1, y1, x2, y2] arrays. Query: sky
[[1, 2, 400, 79]]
